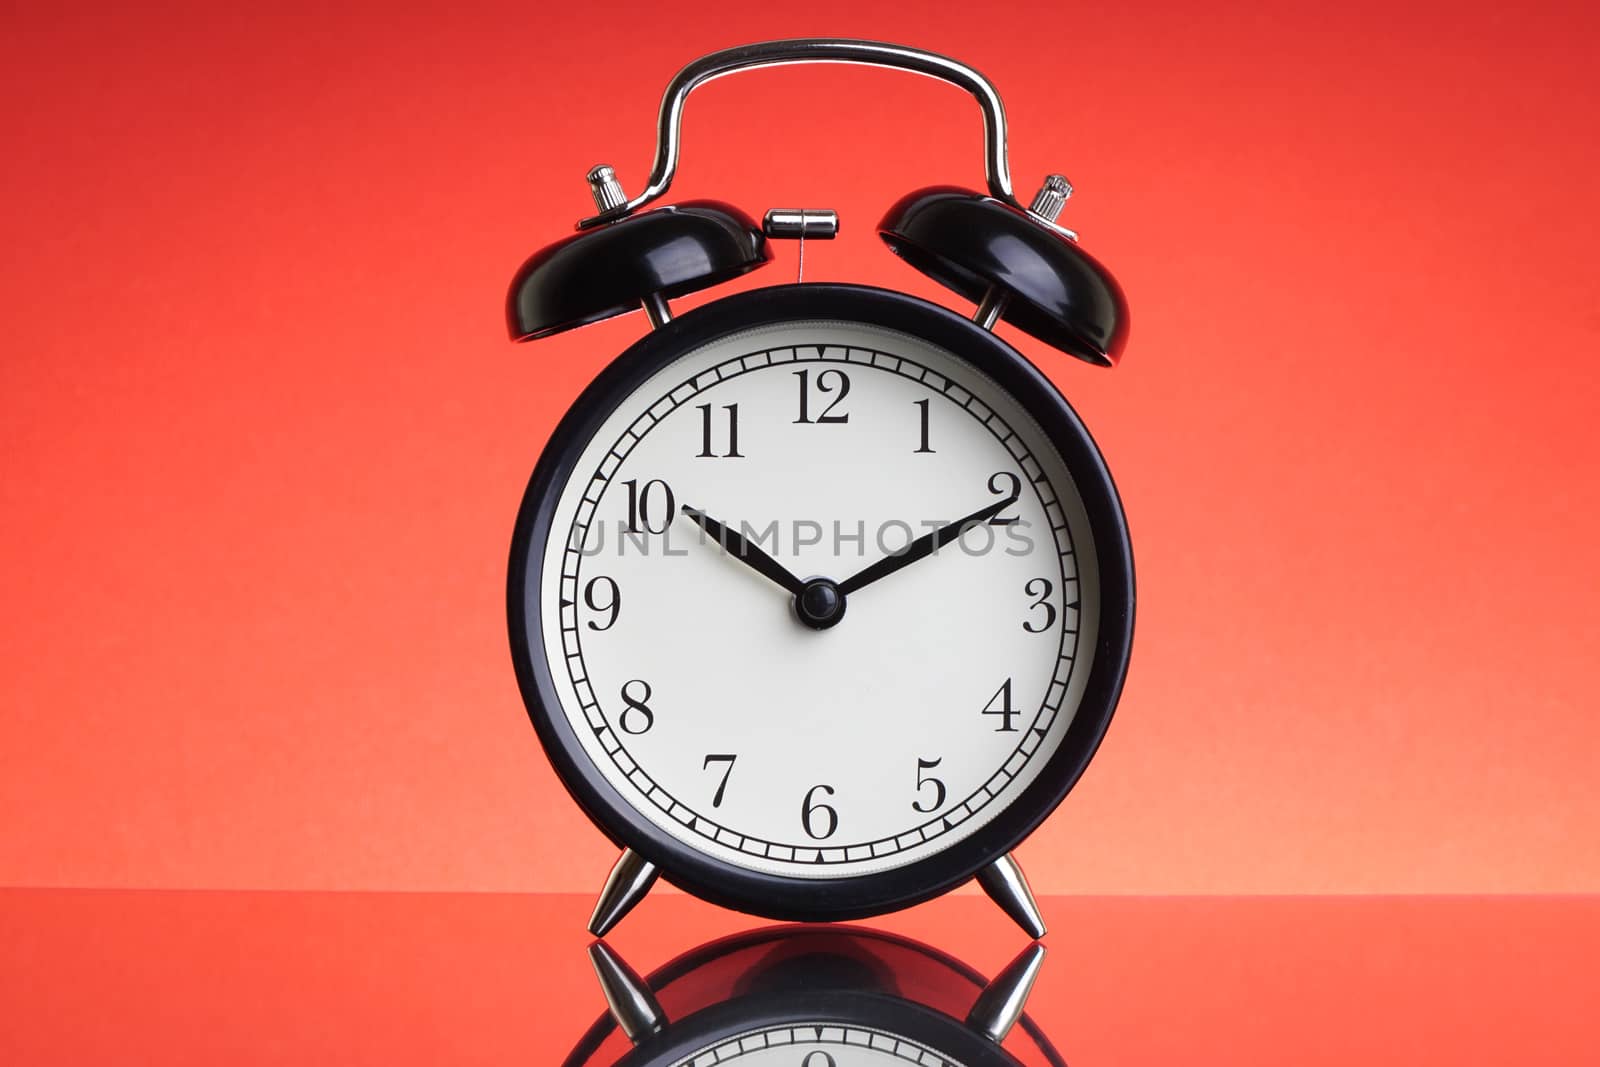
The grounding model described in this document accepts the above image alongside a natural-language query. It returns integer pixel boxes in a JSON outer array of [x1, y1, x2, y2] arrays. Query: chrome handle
[[578, 38, 1021, 228]]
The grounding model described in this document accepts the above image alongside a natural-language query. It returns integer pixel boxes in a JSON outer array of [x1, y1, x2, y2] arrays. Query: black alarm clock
[[505, 39, 1133, 936], [566, 926, 1064, 1067]]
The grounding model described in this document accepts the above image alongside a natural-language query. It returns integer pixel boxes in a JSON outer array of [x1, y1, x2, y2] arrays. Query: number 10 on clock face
[[511, 289, 1132, 919]]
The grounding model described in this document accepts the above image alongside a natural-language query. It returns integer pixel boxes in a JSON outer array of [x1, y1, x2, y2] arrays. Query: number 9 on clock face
[[508, 286, 1133, 920]]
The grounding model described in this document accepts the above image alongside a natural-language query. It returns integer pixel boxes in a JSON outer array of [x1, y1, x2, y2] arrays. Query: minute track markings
[[557, 343, 1081, 865], [680, 1024, 947, 1067]]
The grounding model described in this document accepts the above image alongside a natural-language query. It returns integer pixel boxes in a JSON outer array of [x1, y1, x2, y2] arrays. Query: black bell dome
[[879, 187, 1128, 366], [508, 201, 771, 341]]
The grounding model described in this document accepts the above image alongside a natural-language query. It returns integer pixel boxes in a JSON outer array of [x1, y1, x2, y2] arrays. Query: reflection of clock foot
[[965, 941, 1046, 1042], [574, 927, 1061, 1067], [588, 941, 666, 1043], [975, 853, 1047, 938], [589, 848, 658, 936]]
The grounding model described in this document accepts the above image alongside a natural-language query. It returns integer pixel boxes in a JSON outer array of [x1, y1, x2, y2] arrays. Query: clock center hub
[[794, 576, 846, 630]]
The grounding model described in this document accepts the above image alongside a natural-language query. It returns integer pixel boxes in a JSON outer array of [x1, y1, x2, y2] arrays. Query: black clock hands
[[680, 505, 806, 595], [837, 497, 1012, 595], [682, 487, 1012, 631]]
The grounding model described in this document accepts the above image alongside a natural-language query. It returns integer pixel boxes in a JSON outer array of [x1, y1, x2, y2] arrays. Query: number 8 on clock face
[[507, 285, 1134, 927]]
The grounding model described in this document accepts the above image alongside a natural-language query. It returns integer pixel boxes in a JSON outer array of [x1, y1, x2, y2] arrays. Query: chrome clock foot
[[588, 847, 658, 937], [976, 852, 1047, 938]]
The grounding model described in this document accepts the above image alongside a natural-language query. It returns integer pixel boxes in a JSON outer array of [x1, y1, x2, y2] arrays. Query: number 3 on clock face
[[508, 286, 1134, 923]]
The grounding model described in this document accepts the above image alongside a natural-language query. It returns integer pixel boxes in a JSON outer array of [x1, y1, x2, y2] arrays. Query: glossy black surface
[[10, 890, 1600, 1062], [506, 284, 1135, 925], [507, 202, 771, 341], [879, 188, 1129, 367], [565, 926, 1064, 1067]]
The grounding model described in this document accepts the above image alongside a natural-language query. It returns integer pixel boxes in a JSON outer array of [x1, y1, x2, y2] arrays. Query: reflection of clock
[[565, 927, 1064, 1067], [506, 39, 1134, 936]]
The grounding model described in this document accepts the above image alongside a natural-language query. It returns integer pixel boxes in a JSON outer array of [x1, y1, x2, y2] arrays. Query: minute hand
[[838, 498, 1011, 595]]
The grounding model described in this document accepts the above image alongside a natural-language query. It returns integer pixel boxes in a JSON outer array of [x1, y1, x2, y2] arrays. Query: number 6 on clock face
[[508, 285, 1133, 926]]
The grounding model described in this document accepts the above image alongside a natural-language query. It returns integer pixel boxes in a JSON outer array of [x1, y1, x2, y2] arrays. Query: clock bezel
[[508, 283, 1134, 921]]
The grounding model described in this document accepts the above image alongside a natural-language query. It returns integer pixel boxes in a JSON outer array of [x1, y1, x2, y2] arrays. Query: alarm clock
[[505, 39, 1133, 936], [567, 926, 1064, 1067]]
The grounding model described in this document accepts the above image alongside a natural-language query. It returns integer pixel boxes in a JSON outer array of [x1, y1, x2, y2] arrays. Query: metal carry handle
[[578, 38, 1021, 228]]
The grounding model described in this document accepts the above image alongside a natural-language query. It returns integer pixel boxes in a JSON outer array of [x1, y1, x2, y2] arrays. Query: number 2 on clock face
[[538, 322, 1099, 879]]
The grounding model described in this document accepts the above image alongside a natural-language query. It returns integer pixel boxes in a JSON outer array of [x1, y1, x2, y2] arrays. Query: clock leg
[[588, 847, 659, 936], [588, 941, 668, 1043], [975, 853, 1047, 938], [965, 941, 1046, 1043], [641, 292, 672, 329], [972, 285, 1010, 331]]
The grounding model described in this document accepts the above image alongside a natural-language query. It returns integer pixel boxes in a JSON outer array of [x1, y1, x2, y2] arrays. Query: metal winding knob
[[1026, 174, 1072, 224], [586, 164, 628, 215]]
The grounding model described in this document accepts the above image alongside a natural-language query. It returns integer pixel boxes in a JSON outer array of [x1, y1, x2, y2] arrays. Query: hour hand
[[680, 505, 805, 595]]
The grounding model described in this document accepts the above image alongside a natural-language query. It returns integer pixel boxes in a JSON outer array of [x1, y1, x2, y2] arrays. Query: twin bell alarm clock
[[504, 39, 1133, 937]]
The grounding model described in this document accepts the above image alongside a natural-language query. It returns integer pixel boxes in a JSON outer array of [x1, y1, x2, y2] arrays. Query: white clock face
[[672, 1024, 967, 1067], [534, 319, 1099, 878]]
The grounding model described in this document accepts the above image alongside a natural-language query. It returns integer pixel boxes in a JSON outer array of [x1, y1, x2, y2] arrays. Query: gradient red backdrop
[[2, 0, 1597, 897]]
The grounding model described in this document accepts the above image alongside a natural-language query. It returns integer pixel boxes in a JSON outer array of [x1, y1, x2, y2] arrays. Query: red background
[[3, 0, 1598, 897]]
